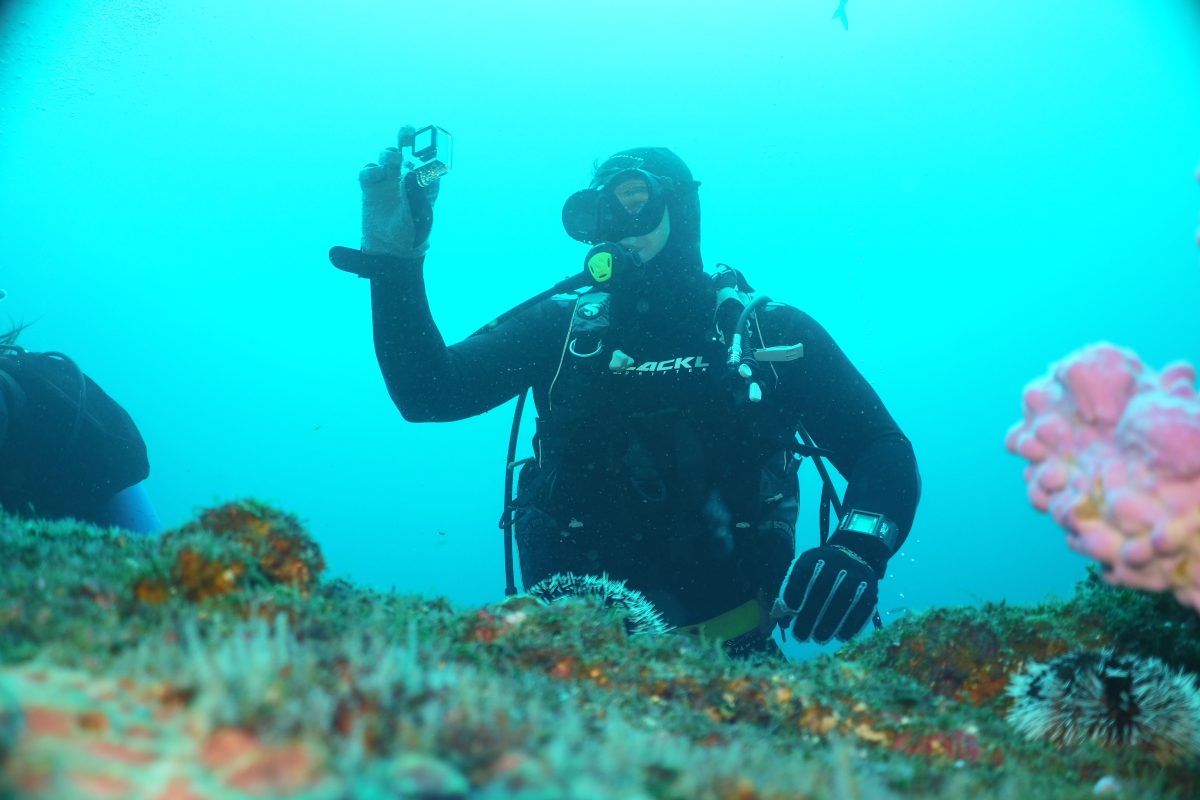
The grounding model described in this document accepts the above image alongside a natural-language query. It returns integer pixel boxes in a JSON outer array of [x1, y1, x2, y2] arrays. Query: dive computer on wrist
[[828, 509, 901, 575]]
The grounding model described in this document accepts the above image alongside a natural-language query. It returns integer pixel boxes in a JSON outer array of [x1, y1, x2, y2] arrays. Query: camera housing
[[406, 125, 453, 187]]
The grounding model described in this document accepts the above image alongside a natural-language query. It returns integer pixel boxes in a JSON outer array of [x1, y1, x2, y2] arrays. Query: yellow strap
[[673, 598, 763, 641]]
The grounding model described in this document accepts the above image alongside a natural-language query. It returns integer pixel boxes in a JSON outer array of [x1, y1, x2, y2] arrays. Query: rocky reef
[[2, 500, 1199, 799]]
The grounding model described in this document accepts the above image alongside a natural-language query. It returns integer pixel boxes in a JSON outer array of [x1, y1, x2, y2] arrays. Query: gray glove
[[359, 126, 439, 258]]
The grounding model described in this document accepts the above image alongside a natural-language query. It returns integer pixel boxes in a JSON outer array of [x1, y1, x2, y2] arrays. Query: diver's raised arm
[[331, 126, 561, 422]]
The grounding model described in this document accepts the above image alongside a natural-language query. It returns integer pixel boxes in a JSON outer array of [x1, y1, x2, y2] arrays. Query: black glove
[[772, 543, 879, 644]]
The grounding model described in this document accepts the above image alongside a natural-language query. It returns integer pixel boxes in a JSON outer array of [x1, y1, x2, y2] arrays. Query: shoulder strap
[[565, 290, 611, 358], [711, 264, 756, 345]]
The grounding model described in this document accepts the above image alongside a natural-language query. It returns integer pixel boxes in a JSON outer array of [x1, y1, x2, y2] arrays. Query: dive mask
[[561, 168, 671, 245]]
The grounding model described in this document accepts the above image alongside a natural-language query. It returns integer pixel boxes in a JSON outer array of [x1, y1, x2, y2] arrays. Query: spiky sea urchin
[[526, 572, 672, 636], [1006, 648, 1200, 763]]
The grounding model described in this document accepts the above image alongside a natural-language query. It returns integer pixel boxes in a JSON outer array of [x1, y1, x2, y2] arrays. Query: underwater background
[[1, 0, 1199, 633]]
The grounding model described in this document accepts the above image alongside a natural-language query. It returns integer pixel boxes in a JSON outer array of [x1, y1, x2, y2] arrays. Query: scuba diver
[[331, 128, 920, 656], [0, 311, 161, 534]]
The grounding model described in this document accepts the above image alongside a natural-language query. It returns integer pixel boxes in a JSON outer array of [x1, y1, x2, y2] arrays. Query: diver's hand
[[771, 544, 879, 644], [359, 126, 438, 258]]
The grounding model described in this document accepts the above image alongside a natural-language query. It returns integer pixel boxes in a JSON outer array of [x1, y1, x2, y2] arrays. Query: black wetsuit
[[369, 258, 920, 632], [0, 348, 149, 521]]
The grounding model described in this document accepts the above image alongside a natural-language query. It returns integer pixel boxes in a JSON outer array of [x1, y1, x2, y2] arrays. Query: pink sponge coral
[[1006, 343, 1200, 611]]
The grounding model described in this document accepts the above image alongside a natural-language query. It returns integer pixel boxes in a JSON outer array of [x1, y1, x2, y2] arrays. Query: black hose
[[470, 272, 590, 338], [501, 388, 528, 596], [478, 275, 590, 597]]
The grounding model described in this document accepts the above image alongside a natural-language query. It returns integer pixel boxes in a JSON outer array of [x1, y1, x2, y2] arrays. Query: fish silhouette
[[833, 0, 848, 30]]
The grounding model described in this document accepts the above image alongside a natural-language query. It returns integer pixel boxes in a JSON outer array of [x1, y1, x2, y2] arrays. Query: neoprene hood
[[595, 147, 703, 273]]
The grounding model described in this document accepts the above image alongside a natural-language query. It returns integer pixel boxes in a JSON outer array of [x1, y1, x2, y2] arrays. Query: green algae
[[2, 504, 1199, 799]]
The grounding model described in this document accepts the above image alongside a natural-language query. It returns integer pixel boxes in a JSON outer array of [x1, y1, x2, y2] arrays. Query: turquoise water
[[1, 0, 1198, 628]]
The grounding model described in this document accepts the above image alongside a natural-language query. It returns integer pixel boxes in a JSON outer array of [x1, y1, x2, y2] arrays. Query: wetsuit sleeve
[[369, 256, 566, 421], [769, 306, 921, 547]]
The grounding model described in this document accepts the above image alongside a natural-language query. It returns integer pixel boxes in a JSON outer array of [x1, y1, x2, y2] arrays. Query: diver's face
[[619, 205, 670, 263]]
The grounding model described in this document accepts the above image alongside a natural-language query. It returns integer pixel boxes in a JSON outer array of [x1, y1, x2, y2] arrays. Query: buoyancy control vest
[[511, 267, 803, 620]]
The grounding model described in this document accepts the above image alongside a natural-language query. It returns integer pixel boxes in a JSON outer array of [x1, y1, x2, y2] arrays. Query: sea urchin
[[1006, 648, 1200, 764], [526, 572, 671, 636]]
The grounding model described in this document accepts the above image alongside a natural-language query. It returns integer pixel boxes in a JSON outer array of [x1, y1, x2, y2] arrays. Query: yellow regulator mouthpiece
[[587, 250, 614, 283]]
